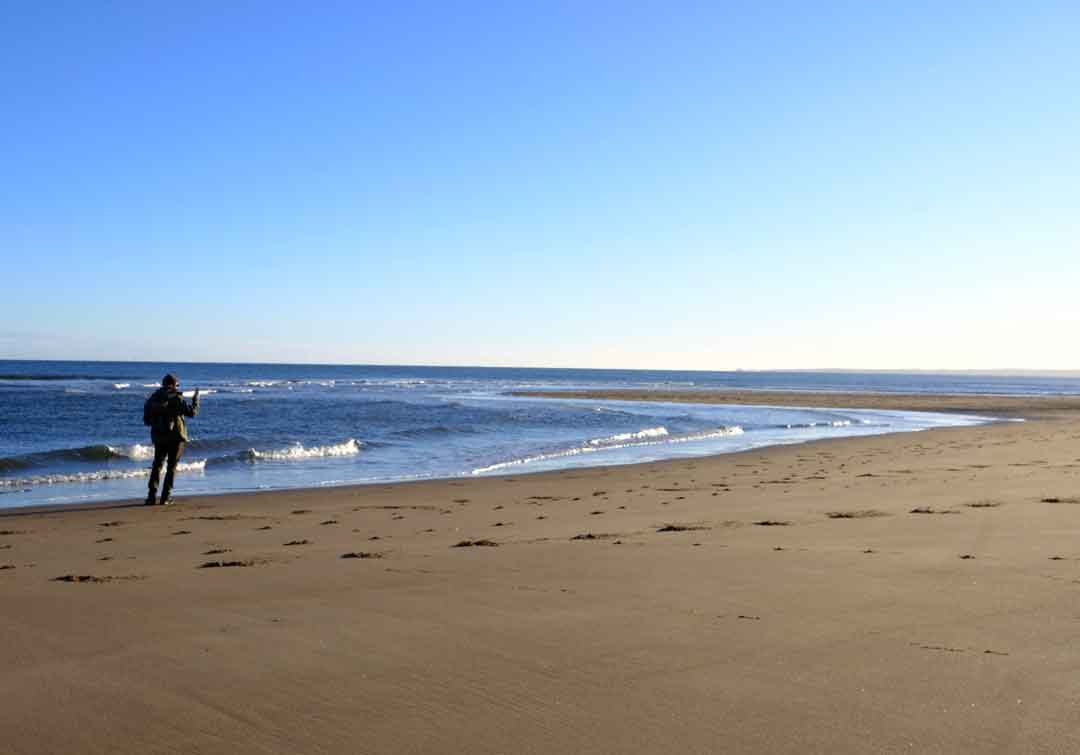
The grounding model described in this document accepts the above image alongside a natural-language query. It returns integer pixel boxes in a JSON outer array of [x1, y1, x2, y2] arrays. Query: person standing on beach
[[143, 373, 200, 506]]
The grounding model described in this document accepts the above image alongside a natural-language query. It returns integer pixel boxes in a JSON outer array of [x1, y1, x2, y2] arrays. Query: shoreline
[[0, 420, 989, 519], [5, 392, 1080, 752], [0, 389, 1029, 517]]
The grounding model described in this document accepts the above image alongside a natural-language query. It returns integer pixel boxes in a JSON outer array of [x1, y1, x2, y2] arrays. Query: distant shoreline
[[511, 388, 1080, 419]]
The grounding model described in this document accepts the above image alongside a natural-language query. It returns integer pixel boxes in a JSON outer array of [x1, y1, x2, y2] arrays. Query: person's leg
[[160, 441, 185, 503], [147, 443, 167, 504]]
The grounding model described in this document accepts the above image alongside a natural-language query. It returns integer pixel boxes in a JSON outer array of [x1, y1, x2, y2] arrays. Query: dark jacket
[[147, 387, 199, 445]]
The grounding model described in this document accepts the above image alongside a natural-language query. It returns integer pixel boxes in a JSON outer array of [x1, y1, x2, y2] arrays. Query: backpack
[[143, 392, 173, 431]]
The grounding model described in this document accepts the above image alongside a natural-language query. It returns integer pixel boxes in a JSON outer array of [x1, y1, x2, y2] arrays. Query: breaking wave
[[0, 443, 151, 472], [472, 426, 744, 475], [0, 460, 206, 488], [588, 427, 668, 446], [245, 439, 362, 462], [108, 443, 155, 460]]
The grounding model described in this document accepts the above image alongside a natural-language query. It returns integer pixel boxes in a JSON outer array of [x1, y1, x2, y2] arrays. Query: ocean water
[[3, 361, 1075, 510]]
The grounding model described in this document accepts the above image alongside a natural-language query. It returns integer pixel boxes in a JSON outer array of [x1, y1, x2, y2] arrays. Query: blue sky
[[3, 2, 1077, 368]]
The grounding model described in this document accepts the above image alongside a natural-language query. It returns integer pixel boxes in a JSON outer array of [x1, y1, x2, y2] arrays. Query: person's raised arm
[[183, 388, 200, 418]]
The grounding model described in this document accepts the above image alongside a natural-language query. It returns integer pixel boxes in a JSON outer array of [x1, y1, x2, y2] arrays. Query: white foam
[[112, 383, 131, 390], [785, 420, 854, 429], [472, 426, 743, 475], [0, 460, 206, 487], [107, 443, 155, 460], [248, 439, 362, 461], [588, 427, 669, 446]]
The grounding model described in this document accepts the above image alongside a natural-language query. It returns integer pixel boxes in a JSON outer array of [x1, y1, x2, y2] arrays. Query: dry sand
[[3, 392, 1080, 753]]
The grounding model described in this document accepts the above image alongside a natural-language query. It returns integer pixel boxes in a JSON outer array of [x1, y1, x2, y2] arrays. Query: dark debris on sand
[[198, 560, 256, 569], [657, 524, 709, 533], [341, 551, 384, 559], [52, 574, 143, 583], [451, 539, 499, 548]]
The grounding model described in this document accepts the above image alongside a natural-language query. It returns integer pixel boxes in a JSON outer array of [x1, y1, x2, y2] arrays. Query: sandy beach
[[4, 392, 1080, 754]]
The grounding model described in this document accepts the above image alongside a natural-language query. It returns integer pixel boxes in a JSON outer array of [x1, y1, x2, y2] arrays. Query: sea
[[3, 361, 1078, 510]]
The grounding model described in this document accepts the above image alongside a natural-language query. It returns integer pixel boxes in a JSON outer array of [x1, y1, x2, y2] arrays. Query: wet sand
[[3, 393, 1080, 753]]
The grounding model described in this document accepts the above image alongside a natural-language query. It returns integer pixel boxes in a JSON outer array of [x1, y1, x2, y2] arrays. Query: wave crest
[[246, 439, 362, 461], [588, 427, 668, 446]]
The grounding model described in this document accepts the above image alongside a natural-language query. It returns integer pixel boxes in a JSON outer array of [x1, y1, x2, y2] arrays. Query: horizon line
[[1, 357, 1079, 377]]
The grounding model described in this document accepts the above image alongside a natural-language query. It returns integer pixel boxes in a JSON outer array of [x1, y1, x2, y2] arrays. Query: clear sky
[[3, 1, 1077, 369]]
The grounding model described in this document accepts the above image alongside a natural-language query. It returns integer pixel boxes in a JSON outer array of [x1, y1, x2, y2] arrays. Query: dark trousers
[[148, 440, 185, 501]]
